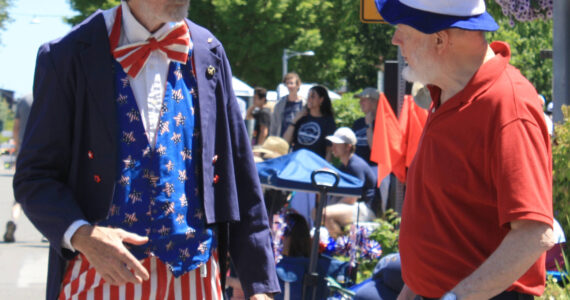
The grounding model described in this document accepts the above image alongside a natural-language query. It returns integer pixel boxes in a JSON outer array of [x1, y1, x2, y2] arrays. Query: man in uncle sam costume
[[13, 0, 279, 299], [374, 0, 555, 299]]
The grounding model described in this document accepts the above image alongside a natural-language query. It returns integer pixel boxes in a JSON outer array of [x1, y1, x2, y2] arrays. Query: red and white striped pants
[[59, 253, 223, 300]]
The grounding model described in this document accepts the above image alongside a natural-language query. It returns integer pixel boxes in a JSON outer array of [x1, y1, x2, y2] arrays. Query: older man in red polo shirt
[[374, 1, 555, 300]]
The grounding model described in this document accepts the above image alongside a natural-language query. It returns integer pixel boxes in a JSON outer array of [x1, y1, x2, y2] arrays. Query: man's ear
[[434, 30, 450, 54]]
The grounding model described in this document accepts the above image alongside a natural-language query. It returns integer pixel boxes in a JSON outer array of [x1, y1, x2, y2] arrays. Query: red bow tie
[[111, 7, 191, 78]]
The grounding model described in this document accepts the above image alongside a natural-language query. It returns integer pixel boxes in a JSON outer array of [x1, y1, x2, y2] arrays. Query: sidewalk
[[0, 157, 48, 299]]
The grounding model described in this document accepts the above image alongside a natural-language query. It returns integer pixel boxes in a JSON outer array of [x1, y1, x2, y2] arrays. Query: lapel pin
[[207, 65, 216, 76], [207, 37, 213, 43]]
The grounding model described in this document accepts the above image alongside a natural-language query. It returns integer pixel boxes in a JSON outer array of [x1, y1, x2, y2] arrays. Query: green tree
[[192, 0, 395, 91], [332, 91, 363, 128], [190, 0, 365, 90], [486, 1, 553, 101], [190, 0, 318, 89], [66, 0, 119, 25], [0, 0, 12, 44]]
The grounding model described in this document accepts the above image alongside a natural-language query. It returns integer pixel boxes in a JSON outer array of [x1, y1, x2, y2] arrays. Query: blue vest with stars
[[99, 47, 214, 277]]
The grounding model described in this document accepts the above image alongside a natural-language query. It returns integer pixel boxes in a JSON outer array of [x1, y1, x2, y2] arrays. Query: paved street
[[0, 156, 48, 299]]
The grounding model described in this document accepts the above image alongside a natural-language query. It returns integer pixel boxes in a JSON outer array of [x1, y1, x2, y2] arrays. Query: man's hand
[[250, 293, 274, 300], [71, 225, 150, 286], [450, 220, 554, 300]]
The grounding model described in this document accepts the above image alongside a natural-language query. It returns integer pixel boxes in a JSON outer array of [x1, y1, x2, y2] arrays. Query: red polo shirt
[[400, 41, 553, 298]]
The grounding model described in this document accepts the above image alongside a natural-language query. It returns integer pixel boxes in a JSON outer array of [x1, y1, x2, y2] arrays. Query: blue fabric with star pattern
[[98, 43, 214, 277]]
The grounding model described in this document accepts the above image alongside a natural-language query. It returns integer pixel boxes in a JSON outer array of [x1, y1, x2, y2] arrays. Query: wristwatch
[[441, 292, 457, 300]]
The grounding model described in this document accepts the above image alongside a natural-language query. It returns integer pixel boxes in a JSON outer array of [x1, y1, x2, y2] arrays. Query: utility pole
[[553, 0, 570, 123]]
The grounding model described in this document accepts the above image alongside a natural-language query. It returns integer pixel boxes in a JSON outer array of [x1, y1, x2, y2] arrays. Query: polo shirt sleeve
[[491, 118, 553, 229]]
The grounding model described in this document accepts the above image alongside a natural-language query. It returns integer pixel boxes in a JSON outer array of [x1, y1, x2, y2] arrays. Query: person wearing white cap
[[322, 127, 377, 238], [375, 0, 554, 299]]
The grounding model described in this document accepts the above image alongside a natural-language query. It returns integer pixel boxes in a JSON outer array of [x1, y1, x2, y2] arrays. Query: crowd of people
[[247, 72, 390, 238]]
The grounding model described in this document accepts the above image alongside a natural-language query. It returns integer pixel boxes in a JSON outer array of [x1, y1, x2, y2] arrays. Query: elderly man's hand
[[71, 225, 149, 286]]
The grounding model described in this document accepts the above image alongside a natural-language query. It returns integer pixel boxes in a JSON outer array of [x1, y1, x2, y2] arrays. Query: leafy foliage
[[539, 107, 570, 299], [189, 0, 396, 90], [0, 0, 12, 44], [486, 2, 553, 101], [492, 0, 553, 25], [0, 98, 13, 139], [331, 91, 363, 129], [66, 0, 119, 25], [539, 246, 570, 299], [356, 209, 400, 282]]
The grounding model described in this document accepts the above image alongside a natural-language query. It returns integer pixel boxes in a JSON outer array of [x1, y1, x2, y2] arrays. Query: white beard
[[401, 40, 438, 85], [168, 1, 190, 21], [402, 65, 428, 85]]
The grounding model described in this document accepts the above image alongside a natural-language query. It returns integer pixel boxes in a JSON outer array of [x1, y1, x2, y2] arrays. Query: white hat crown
[[328, 127, 357, 145], [399, 0, 486, 17]]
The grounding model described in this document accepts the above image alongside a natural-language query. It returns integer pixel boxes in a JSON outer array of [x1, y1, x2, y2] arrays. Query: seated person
[[353, 253, 404, 300], [282, 212, 312, 258], [323, 127, 377, 238], [252, 136, 291, 225], [275, 212, 349, 300], [252, 135, 290, 162]]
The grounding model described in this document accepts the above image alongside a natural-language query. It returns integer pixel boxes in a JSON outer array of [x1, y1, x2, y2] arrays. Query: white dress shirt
[[63, 3, 189, 251]]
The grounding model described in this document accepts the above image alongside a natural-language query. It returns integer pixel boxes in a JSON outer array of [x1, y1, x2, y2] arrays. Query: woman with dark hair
[[283, 85, 336, 160], [282, 212, 311, 257]]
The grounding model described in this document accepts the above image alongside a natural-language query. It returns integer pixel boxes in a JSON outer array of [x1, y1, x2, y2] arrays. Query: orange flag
[[370, 93, 405, 183], [400, 95, 428, 168]]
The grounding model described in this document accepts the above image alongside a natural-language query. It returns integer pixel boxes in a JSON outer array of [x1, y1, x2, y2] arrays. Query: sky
[[0, 0, 75, 98]]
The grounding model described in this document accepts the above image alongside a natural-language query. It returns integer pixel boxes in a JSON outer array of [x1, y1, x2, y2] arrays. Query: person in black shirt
[[246, 87, 271, 145], [283, 85, 336, 160]]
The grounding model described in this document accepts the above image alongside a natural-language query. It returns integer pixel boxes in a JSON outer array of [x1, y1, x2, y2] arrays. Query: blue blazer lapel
[[78, 12, 117, 142], [187, 20, 221, 146]]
